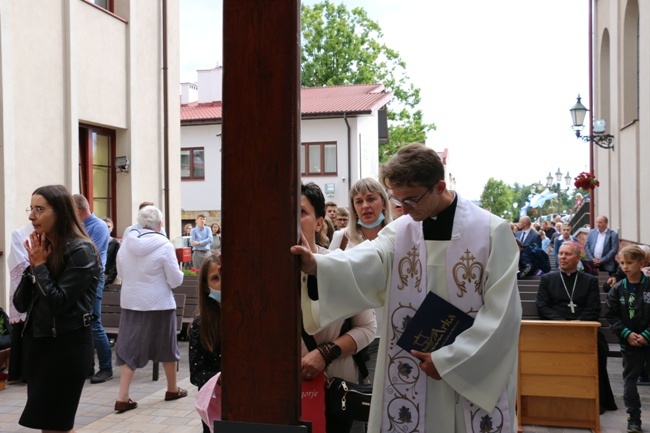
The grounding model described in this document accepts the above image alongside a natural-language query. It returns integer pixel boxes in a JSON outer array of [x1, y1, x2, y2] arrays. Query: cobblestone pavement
[[0, 342, 645, 432]]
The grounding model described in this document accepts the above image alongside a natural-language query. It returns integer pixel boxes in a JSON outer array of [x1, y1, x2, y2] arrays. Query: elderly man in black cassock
[[536, 241, 618, 414]]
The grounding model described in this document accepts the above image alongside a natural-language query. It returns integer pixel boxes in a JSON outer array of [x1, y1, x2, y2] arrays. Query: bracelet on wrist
[[316, 342, 341, 366]]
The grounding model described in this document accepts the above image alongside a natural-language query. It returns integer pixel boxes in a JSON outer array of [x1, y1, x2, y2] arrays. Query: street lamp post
[[546, 168, 571, 215]]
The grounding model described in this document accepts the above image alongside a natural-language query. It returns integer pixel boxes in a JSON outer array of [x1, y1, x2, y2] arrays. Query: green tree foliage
[[488, 181, 578, 221], [301, 1, 435, 162], [480, 178, 515, 220]]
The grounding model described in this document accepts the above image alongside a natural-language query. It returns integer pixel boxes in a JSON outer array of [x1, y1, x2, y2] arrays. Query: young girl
[[606, 245, 650, 433], [189, 252, 222, 433]]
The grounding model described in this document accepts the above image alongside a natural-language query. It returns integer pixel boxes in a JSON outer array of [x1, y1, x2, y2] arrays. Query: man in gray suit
[[516, 216, 542, 248], [584, 215, 619, 274]]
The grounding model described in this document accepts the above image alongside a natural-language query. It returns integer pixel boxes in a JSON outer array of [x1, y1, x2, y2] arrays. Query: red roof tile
[[181, 84, 392, 123], [180, 101, 222, 122]]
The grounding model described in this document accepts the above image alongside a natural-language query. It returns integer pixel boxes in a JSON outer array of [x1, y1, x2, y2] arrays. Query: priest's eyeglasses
[[388, 184, 435, 209]]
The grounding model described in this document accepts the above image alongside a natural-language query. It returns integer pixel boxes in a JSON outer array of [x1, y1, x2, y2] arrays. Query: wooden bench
[[174, 278, 200, 336], [101, 291, 187, 380], [101, 291, 121, 336]]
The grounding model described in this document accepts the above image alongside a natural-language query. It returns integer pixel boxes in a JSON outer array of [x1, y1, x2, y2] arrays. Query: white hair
[[137, 205, 163, 230]]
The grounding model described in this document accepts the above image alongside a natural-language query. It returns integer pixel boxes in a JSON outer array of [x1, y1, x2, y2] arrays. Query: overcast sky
[[180, 0, 592, 200]]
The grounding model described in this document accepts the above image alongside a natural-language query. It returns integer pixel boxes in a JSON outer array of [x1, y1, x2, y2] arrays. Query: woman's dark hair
[[197, 253, 221, 353], [32, 185, 93, 277], [301, 182, 325, 219], [302, 183, 328, 246]]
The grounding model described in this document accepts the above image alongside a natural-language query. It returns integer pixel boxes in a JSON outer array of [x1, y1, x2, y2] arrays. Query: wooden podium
[[517, 320, 601, 432]]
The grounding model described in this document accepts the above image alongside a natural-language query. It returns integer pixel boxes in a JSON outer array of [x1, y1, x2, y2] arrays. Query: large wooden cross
[[217, 0, 305, 431]]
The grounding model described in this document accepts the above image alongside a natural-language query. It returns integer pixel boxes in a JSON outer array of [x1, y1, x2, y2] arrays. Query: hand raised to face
[[24, 231, 51, 268]]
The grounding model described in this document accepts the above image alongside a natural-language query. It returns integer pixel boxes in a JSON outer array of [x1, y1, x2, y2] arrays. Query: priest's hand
[[411, 350, 441, 380], [290, 232, 318, 275]]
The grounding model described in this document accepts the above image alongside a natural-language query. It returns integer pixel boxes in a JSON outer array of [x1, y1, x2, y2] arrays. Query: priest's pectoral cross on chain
[[568, 300, 577, 314], [560, 273, 579, 315]]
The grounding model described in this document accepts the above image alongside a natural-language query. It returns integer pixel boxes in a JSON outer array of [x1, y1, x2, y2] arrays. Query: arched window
[[622, 0, 639, 124]]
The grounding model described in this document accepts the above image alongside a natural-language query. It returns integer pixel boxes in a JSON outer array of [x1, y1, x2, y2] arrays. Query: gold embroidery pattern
[[398, 246, 423, 292], [452, 249, 484, 298]]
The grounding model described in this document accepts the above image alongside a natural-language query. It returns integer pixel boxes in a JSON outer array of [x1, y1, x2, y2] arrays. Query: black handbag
[[324, 376, 372, 422], [302, 320, 372, 423]]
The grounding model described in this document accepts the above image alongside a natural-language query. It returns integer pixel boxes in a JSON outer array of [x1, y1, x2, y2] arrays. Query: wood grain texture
[[517, 320, 600, 432], [221, 0, 302, 426]]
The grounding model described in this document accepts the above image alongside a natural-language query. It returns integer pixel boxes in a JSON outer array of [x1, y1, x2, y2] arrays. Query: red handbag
[[301, 371, 326, 433]]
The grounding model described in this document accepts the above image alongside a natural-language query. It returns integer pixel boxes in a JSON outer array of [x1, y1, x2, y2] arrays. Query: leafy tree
[[479, 178, 515, 220], [509, 181, 577, 220], [301, 1, 435, 162]]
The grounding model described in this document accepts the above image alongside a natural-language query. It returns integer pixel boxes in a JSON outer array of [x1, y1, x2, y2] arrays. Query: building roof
[[180, 101, 222, 122], [181, 83, 392, 124]]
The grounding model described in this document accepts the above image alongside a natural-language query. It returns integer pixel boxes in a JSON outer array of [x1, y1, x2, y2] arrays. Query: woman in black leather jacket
[[13, 184, 100, 433]]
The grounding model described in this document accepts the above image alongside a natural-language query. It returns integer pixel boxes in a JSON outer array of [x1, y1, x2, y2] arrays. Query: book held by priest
[[397, 291, 474, 353]]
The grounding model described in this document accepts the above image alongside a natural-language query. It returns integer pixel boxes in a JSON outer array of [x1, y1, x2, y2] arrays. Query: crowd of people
[[5, 188, 226, 432], [518, 208, 650, 431], [4, 145, 650, 433]]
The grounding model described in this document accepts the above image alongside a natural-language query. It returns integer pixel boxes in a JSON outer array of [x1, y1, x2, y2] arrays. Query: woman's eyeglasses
[[26, 206, 54, 216]]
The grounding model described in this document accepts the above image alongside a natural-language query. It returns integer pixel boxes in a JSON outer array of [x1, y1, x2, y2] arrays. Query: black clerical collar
[[561, 270, 578, 277], [423, 193, 457, 241]]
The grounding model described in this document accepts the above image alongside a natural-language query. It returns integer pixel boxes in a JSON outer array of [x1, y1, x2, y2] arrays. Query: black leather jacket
[[13, 238, 100, 338]]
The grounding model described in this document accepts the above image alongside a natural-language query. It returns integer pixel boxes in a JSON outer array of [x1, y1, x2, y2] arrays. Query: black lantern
[[569, 94, 614, 150]]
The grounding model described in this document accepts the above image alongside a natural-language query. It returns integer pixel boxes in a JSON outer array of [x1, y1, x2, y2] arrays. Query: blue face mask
[[208, 288, 221, 303], [357, 212, 385, 229]]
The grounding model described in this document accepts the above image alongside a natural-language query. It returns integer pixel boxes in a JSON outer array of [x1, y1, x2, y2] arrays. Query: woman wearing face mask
[[329, 178, 393, 251], [327, 178, 392, 420], [189, 252, 222, 433]]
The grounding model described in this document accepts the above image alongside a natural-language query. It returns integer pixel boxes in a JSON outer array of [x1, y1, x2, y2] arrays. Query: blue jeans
[[92, 274, 113, 371]]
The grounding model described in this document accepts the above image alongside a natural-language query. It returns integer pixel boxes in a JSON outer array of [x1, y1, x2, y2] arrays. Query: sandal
[[114, 399, 138, 413], [164, 387, 188, 401]]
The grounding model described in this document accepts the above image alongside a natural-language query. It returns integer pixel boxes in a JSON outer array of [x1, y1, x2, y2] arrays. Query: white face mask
[[208, 288, 221, 302]]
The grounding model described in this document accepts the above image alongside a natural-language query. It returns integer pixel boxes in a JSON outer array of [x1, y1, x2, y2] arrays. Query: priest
[[292, 143, 521, 433], [535, 241, 617, 413]]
